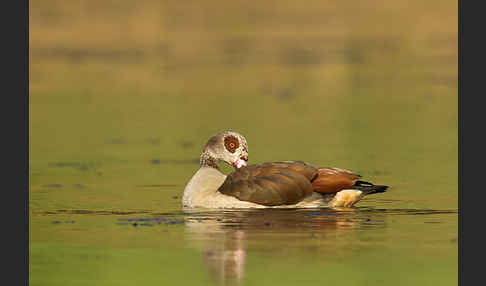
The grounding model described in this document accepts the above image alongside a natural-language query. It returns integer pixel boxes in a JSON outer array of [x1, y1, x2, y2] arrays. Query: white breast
[[182, 167, 264, 209]]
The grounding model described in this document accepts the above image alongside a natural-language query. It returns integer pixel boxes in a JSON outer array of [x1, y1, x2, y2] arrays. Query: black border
[[6, 0, 30, 285], [3, 0, 29, 283], [24, 0, 29, 284], [26, 0, 29, 282], [459, 0, 484, 285]]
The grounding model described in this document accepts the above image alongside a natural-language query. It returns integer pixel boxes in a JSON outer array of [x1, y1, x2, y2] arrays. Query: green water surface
[[30, 1, 457, 285]]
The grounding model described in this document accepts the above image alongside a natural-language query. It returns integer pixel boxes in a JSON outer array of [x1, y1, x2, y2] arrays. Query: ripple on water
[[34, 207, 457, 230]]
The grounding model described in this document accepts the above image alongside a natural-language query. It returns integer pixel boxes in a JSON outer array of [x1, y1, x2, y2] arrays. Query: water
[[30, 207, 457, 285], [30, 1, 457, 285]]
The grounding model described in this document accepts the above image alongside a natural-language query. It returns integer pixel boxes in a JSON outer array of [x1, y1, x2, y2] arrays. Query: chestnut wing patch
[[218, 161, 318, 206], [311, 167, 361, 194]]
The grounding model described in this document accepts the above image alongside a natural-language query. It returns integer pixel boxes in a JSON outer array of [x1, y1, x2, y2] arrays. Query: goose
[[182, 131, 388, 209]]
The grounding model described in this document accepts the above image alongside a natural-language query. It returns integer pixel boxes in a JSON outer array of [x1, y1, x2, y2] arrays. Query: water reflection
[[183, 207, 457, 284], [198, 229, 246, 283], [183, 208, 377, 284]]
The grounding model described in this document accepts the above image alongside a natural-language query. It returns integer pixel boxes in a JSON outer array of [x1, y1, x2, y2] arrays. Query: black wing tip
[[353, 181, 389, 195]]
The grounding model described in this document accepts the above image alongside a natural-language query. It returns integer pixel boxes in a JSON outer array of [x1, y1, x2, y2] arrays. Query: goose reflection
[[183, 208, 378, 284]]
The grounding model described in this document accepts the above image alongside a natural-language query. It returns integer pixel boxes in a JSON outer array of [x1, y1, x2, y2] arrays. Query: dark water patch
[[42, 184, 63, 188], [74, 184, 85, 188], [259, 83, 273, 96], [278, 87, 296, 100], [36, 207, 456, 230], [220, 37, 252, 66], [120, 222, 156, 227], [51, 220, 76, 224], [48, 162, 100, 171], [184, 208, 457, 218], [343, 44, 365, 65], [343, 37, 402, 64], [117, 217, 185, 227], [118, 217, 172, 222], [181, 207, 457, 233], [184, 208, 363, 230], [303, 211, 336, 217], [178, 140, 194, 149], [282, 47, 321, 66], [189, 217, 211, 222], [152, 211, 187, 216], [146, 138, 160, 145], [35, 209, 152, 216]]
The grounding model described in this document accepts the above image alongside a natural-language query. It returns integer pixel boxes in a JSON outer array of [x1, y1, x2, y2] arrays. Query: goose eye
[[224, 136, 239, 153]]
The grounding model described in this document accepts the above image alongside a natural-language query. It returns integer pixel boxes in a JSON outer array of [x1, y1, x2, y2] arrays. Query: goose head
[[200, 131, 249, 169]]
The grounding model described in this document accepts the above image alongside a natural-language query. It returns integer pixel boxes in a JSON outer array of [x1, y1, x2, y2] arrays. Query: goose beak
[[232, 155, 248, 169]]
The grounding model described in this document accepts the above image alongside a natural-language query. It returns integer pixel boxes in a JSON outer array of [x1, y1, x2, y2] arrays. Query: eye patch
[[224, 136, 239, 153]]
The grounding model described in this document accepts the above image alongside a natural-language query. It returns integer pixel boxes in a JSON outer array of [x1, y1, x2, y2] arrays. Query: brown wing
[[218, 161, 318, 206], [311, 167, 361, 194]]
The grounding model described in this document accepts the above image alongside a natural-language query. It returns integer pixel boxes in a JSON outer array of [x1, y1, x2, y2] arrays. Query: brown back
[[218, 161, 318, 206], [311, 167, 361, 194]]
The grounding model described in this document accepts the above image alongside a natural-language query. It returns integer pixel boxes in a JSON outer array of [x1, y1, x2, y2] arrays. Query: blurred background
[[30, 1, 457, 285]]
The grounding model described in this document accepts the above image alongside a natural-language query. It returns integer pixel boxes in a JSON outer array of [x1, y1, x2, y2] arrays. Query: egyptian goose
[[182, 131, 388, 209]]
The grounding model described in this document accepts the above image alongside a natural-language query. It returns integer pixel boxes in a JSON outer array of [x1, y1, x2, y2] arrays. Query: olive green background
[[30, 1, 457, 285]]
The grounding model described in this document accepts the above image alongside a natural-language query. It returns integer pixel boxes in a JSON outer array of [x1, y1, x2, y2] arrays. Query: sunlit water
[[30, 0, 457, 285], [30, 206, 457, 285]]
